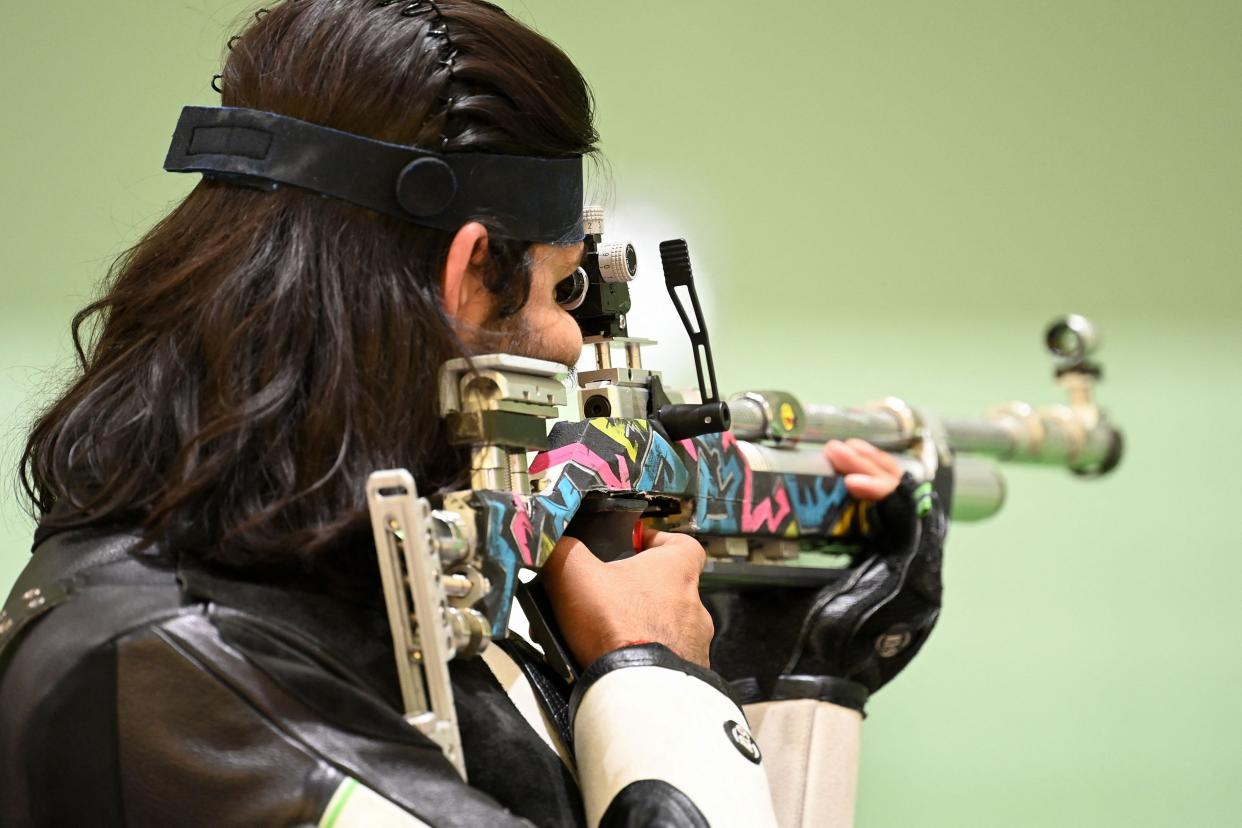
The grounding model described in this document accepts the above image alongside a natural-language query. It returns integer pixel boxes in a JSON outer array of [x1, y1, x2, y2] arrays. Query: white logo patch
[[723, 719, 762, 765]]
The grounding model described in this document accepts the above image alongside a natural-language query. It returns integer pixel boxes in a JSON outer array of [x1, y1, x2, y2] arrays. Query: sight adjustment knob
[[583, 205, 605, 237], [598, 242, 638, 283]]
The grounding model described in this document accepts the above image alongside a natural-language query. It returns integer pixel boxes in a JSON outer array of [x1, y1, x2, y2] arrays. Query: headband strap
[[164, 106, 585, 244]]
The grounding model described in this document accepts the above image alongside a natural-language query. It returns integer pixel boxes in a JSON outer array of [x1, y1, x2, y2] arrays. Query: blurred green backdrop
[[3, 1, 1239, 825]]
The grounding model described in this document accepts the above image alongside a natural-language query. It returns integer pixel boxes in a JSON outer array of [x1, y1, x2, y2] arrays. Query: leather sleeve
[[25, 608, 535, 828], [569, 644, 779, 828]]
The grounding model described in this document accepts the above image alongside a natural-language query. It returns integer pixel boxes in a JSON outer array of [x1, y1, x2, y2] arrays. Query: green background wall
[[3, 2, 1239, 824]]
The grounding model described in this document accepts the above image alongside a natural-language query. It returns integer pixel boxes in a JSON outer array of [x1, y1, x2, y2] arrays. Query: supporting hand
[[704, 468, 946, 710], [824, 437, 903, 502]]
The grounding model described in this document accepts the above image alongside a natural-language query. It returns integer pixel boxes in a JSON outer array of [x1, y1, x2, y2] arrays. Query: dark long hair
[[20, 0, 597, 568]]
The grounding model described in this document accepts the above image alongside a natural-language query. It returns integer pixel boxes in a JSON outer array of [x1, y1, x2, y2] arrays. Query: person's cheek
[[547, 307, 584, 366], [533, 265, 583, 364]]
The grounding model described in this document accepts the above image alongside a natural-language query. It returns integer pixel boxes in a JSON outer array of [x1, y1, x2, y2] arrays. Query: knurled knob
[[582, 205, 605, 236], [598, 242, 637, 283]]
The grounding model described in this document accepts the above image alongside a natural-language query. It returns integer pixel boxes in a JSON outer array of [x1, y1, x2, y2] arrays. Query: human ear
[[440, 222, 493, 325]]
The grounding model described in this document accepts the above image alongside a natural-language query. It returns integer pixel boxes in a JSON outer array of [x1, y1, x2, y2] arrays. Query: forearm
[[571, 644, 779, 828], [744, 699, 862, 828]]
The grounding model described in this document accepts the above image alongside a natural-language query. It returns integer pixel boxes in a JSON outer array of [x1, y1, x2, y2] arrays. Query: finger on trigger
[[639, 525, 665, 549], [639, 527, 706, 568]]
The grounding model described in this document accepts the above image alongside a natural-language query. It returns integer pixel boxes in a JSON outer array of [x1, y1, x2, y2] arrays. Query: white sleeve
[[744, 699, 863, 828], [570, 644, 778, 828]]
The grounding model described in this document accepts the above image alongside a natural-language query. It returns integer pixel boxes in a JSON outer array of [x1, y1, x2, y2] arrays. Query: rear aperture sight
[[555, 267, 589, 310], [558, 207, 638, 338]]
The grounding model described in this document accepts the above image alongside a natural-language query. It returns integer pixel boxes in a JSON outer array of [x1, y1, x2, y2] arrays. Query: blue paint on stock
[[478, 495, 520, 637], [536, 472, 586, 539], [635, 431, 692, 493], [785, 473, 848, 530], [691, 433, 744, 534]]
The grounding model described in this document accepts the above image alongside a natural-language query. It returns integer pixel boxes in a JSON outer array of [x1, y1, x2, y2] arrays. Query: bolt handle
[[657, 401, 732, 442], [659, 239, 722, 404]]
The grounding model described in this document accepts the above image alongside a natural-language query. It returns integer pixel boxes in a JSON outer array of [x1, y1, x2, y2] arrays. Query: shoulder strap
[[0, 529, 158, 657], [495, 635, 575, 750]]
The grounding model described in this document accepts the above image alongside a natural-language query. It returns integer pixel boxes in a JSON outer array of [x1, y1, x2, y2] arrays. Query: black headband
[[163, 106, 585, 244]]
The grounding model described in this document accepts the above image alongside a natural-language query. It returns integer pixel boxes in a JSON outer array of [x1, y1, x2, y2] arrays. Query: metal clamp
[[366, 469, 467, 779], [986, 400, 1047, 459], [867, 396, 949, 479]]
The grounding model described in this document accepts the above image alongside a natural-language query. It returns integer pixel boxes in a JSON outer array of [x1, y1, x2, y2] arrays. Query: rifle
[[363, 207, 1124, 778]]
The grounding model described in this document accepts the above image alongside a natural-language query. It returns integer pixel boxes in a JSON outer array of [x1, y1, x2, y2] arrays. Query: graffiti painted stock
[[466, 418, 864, 628]]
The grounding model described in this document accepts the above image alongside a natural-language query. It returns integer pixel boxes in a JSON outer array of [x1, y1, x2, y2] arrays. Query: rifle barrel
[[732, 439, 1005, 521], [941, 414, 1120, 474], [732, 397, 1119, 475], [729, 392, 1121, 522]]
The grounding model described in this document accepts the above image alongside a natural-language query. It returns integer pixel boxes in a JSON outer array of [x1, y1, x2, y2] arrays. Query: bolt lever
[[657, 239, 730, 440]]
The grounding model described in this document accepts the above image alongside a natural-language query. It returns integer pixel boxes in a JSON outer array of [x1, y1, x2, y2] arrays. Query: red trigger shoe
[[632, 520, 644, 554]]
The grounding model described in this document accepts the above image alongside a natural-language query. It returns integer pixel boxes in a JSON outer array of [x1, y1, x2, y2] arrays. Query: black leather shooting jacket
[[0, 526, 588, 827]]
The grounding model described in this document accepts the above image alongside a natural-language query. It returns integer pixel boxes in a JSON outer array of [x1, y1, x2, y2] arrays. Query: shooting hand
[[703, 473, 946, 711], [540, 528, 714, 670], [824, 438, 903, 501]]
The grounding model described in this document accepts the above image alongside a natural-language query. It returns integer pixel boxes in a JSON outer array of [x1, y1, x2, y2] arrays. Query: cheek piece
[[163, 106, 585, 245]]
